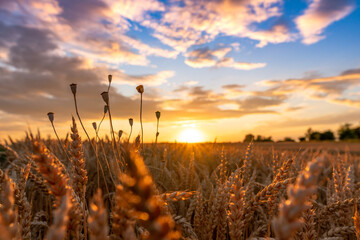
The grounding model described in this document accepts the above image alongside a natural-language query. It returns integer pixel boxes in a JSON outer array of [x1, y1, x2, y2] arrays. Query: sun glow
[[177, 128, 205, 143]]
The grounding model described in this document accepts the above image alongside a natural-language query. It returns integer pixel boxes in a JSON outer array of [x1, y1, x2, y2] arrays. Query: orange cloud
[[261, 68, 360, 105]]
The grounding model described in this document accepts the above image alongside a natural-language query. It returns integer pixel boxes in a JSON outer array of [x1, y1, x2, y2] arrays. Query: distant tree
[[243, 134, 254, 142], [319, 130, 335, 141], [255, 135, 273, 142], [353, 126, 360, 139], [283, 137, 295, 142], [338, 123, 356, 140], [305, 128, 312, 141], [309, 131, 321, 141], [298, 137, 306, 142]]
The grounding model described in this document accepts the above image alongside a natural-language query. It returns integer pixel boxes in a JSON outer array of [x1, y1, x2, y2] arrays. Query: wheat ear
[[88, 189, 108, 240], [45, 191, 72, 240], [272, 156, 324, 240], [0, 171, 20, 240]]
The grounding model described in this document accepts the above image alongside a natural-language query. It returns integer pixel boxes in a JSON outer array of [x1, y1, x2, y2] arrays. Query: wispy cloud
[[185, 46, 266, 70], [261, 68, 360, 105], [296, 0, 355, 44]]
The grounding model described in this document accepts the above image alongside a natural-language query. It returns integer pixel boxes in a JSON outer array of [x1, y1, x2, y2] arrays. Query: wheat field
[[1, 82, 360, 240]]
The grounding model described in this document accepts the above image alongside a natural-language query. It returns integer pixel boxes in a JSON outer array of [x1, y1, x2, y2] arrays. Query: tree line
[[243, 123, 360, 142]]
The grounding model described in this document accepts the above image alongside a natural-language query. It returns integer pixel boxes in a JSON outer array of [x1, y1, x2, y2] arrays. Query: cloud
[[222, 84, 245, 90], [245, 22, 296, 47], [58, 0, 108, 25], [217, 58, 267, 70], [105, 0, 165, 22], [158, 85, 288, 121], [143, 0, 294, 52], [260, 67, 360, 105], [264, 110, 360, 129], [0, 0, 290, 70], [0, 0, 177, 68], [0, 24, 174, 124], [296, 0, 355, 44], [185, 46, 266, 70]]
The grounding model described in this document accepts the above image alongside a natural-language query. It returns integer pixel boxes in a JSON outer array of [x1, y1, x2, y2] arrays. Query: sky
[[0, 0, 360, 143]]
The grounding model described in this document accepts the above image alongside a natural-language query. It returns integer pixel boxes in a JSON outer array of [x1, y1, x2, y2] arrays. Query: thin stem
[[98, 139, 117, 184], [96, 113, 106, 136], [73, 95, 92, 145], [107, 106, 122, 171], [128, 125, 133, 142], [106, 81, 123, 170], [83, 188, 87, 240], [94, 130, 101, 188], [140, 93, 144, 151], [50, 122, 70, 162], [72, 94, 112, 207], [155, 118, 159, 145]]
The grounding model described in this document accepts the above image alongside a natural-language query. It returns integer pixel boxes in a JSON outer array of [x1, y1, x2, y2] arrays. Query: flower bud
[[70, 83, 77, 95], [104, 105, 108, 114], [155, 111, 161, 119], [108, 75, 112, 83], [129, 118, 133, 127], [101, 91, 109, 105], [136, 85, 144, 94], [92, 122, 97, 130], [47, 112, 54, 123]]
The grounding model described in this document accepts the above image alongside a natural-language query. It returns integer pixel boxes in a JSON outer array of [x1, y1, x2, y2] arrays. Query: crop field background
[[1, 130, 360, 240]]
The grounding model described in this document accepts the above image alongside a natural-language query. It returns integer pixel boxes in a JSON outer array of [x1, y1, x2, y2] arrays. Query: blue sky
[[0, 0, 359, 142]]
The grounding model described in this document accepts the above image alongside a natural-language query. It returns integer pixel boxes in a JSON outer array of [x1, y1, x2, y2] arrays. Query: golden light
[[177, 128, 205, 143]]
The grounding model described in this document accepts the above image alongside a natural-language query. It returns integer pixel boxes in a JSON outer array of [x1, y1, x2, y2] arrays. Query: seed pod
[[155, 111, 161, 119], [47, 112, 54, 123], [108, 75, 112, 83], [136, 85, 144, 94], [101, 91, 109, 105], [92, 122, 97, 130], [129, 118, 133, 127], [118, 130, 123, 138], [104, 105, 108, 114], [70, 83, 77, 95]]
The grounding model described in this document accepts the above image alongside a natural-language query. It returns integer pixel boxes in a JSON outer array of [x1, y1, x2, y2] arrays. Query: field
[[1, 129, 360, 240]]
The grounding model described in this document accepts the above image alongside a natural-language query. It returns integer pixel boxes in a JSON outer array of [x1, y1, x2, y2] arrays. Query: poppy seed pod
[[108, 75, 112, 83], [129, 118, 133, 126], [101, 91, 109, 105], [136, 85, 144, 94], [92, 122, 97, 130], [70, 83, 77, 95], [47, 112, 54, 123], [118, 130, 123, 138], [155, 111, 161, 119], [104, 105, 108, 114]]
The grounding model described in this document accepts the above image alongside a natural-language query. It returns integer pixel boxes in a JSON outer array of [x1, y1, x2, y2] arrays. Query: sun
[[178, 128, 205, 143]]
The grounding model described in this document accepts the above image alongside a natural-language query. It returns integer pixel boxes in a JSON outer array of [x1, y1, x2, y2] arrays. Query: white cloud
[[296, 0, 355, 44]]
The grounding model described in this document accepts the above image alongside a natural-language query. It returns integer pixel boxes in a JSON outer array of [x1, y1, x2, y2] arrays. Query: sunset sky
[[0, 0, 360, 142]]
